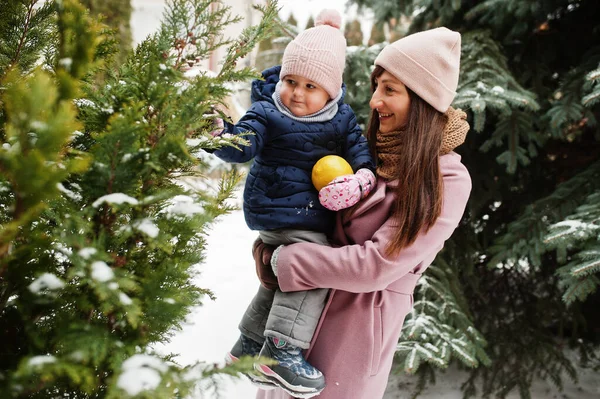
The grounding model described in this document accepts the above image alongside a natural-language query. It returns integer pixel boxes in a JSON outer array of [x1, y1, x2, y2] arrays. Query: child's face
[[280, 75, 330, 117]]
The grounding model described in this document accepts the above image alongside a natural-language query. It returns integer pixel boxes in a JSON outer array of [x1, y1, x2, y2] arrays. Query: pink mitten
[[318, 168, 376, 211], [209, 117, 225, 137]]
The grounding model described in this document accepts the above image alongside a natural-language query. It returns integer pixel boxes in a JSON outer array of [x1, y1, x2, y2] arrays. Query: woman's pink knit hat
[[280, 9, 346, 99], [374, 27, 461, 113]]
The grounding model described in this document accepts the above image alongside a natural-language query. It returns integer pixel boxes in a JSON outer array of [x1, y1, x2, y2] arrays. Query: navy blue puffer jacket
[[213, 66, 375, 234]]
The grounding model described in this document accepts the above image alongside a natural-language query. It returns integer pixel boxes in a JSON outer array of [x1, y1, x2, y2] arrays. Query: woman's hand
[[252, 238, 279, 290], [318, 168, 376, 211]]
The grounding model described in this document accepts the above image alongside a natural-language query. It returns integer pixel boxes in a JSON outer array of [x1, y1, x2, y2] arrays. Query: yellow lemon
[[312, 155, 353, 191]]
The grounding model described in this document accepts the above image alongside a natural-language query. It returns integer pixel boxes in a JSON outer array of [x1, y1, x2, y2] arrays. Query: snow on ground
[[153, 195, 259, 398], [384, 362, 600, 399]]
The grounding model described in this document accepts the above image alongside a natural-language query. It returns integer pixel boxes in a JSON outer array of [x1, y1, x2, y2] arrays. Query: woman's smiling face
[[369, 70, 411, 133]]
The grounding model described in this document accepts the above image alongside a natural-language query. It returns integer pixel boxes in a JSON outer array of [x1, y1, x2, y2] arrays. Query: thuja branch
[[10, 0, 40, 69]]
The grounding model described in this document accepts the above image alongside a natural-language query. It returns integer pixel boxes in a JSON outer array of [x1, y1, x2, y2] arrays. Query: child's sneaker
[[226, 334, 276, 390], [254, 337, 325, 398]]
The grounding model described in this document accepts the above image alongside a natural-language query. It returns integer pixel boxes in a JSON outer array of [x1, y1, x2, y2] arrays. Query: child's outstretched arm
[[211, 102, 269, 163]]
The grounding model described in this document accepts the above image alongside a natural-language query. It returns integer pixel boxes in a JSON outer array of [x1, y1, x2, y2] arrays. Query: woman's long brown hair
[[367, 65, 446, 257]]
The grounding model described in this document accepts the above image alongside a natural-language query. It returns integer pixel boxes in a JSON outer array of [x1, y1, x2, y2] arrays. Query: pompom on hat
[[280, 9, 347, 99], [314, 9, 342, 28], [374, 27, 461, 113]]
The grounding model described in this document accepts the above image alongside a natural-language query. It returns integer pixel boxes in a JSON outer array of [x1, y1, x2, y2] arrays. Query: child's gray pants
[[238, 229, 329, 349]]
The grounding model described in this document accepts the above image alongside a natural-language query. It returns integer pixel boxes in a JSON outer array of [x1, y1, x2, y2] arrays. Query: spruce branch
[[582, 65, 600, 108], [545, 191, 600, 305], [547, 49, 600, 139], [488, 159, 600, 271], [456, 31, 540, 171], [395, 264, 490, 375]]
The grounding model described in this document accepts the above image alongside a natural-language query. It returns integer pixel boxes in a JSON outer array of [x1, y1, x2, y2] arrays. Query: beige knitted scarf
[[376, 107, 469, 179]]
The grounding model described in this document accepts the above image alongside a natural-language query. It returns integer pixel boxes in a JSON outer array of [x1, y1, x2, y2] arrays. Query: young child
[[210, 9, 375, 398]]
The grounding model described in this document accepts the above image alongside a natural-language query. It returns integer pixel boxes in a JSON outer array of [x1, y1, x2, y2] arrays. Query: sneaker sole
[[254, 364, 325, 398], [225, 353, 277, 390]]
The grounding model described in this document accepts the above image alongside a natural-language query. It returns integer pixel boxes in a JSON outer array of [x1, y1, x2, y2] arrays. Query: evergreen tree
[[80, 0, 133, 63], [255, 0, 278, 56], [343, 44, 382, 122], [344, 19, 364, 46], [368, 21, 386, 46], [387, 17, 406, 43], [305, 15, 315, 30], [345, 0, 600, 397], [254, 7, 298, 73], [286, 13, 298, 29], [257, 32, 274, 54], [0, 0, 277, 397]]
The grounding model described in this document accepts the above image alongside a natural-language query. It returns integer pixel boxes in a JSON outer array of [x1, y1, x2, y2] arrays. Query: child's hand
[[203, 108, 225, 137], [318, 168, 376, 211], [209, 116, 225, 137]]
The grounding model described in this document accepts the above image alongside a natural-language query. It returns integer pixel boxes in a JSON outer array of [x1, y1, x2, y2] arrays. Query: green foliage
[[162, 0, 240, 69], [388, 17, 407, 43], [456, 30, 540, 173], [80, 0, 133, 63], [582, 65, 600, 110], [351, 0, 406, 23], [397, 263, 490, 373], [487, 160, 600, 271], [368, 22, 386, 46], [255, 0, 280, 55], [305, 15, 315, 30], [0, 0, 277, 397], [254, 4, 298, 73], [0, 0, 56, 78], [345, 20, 364, 46], [343, 43, 382, 127], [547, 50, 600, 140], [286, 13, 298, 28], [218, 2, 279, 81], [346, 0, 600, 397], [0, 69, 88, 244], [545, 189, 600, 305], [55, 0, 115, 98]]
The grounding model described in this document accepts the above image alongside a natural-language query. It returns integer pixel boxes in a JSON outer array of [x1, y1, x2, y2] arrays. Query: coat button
[[304, 142, 314, 152]]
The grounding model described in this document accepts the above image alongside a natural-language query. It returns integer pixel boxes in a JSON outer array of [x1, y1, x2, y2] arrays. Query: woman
[[253, 26, 471, 399]]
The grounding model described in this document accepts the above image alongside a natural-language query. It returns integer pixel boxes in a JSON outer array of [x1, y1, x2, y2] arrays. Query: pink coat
[[256, 152, 471, 399]]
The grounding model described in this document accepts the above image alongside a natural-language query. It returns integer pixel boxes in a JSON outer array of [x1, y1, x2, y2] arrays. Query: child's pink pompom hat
[[280, 9, 347, 99], [374, 27, 461, 113]]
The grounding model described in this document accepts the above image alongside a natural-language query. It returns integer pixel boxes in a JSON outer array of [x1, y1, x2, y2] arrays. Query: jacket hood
[[250, 65, 348, 105]]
